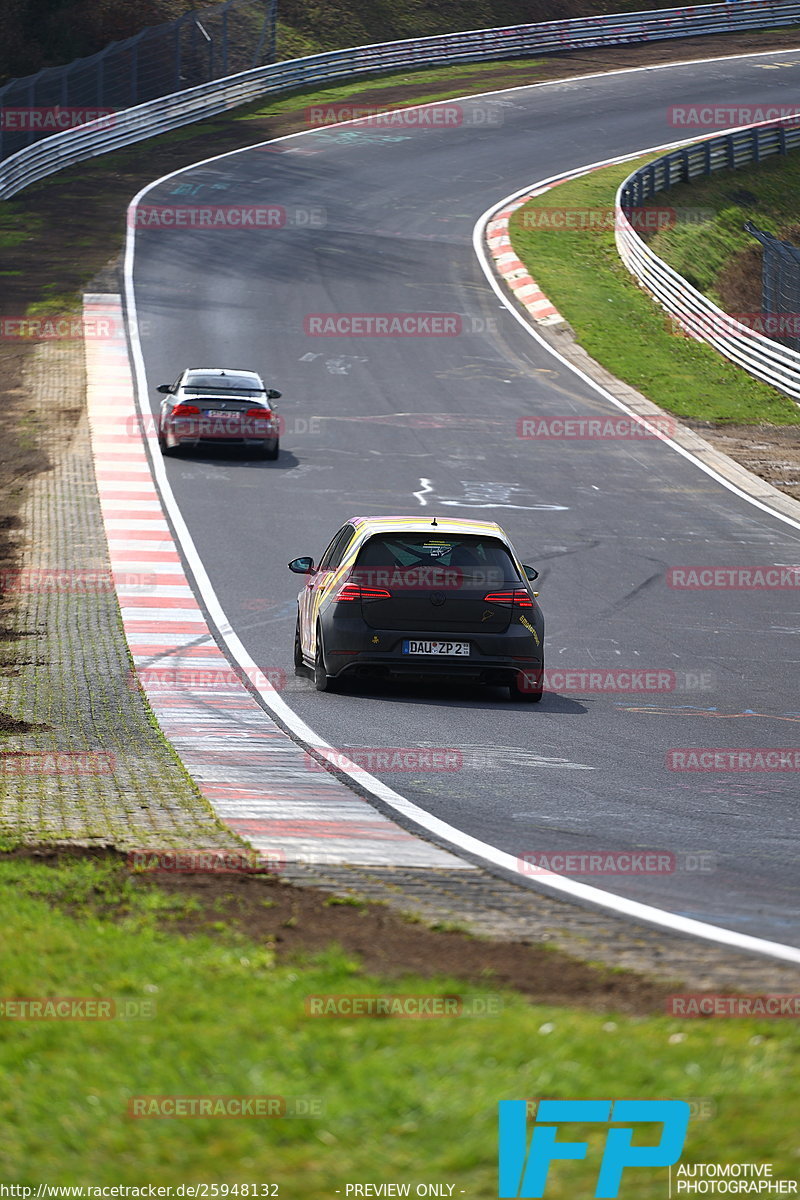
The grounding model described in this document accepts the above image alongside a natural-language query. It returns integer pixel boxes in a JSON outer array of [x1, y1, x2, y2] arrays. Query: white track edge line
[[120, 55, 800, 964]]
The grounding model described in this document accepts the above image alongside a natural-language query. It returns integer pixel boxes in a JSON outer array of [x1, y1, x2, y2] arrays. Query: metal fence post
[[27, 76, 36, 152], [251, 0, 279, 68], [131, 39, 138, 106], [175, 18, 183, 89], [268, 0, 278, 63], [193, 19, 213, 82]]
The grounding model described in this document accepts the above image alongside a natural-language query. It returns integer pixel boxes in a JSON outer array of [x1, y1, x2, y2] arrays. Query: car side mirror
[[157, 384, 174, 394], [523, 564, 539, 582], [289, 556, 315, 575], [267, 389, 281, 400]]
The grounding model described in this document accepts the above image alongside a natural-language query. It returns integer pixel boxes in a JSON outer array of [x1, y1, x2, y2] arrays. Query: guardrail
[[3, 0, 800, 199], [616, 121, 800, 401]]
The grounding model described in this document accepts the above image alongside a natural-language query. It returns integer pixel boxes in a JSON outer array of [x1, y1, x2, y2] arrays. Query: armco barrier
[[616, 121, 800, 401], [3, 0, 800, 199]]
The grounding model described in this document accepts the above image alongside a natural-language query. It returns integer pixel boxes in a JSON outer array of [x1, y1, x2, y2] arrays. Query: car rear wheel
[[510, 667, 544, 703], [260, 439, 279, 460], [314, 628, 337, 692], [158, 429, 180, 456]]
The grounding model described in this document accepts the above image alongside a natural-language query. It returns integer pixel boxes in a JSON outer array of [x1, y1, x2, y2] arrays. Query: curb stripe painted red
[[486, 196, 563, 324]]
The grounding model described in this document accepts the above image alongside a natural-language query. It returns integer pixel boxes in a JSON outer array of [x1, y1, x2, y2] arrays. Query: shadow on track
[[294, 668, 589, 714]]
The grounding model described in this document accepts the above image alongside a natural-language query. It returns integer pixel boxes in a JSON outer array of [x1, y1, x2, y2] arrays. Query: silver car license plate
[[402, 640, 470, 656]]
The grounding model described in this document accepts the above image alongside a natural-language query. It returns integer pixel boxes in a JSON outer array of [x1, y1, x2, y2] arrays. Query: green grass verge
[[509, 157, 800, 425], [0, 209, 43, 249], [0, 854, 798, 1188], [646, 148, 800, 300], [237, 57, 546, 122]]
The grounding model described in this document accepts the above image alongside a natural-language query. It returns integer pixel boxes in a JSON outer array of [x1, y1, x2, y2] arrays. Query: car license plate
[[203, 410, 229, 418], [402, 640, 470, 656]]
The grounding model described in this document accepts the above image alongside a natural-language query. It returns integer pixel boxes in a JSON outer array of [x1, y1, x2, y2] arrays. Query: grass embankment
[[509, 157, 800, 424], [0, 851, 798, 1187], [273, 0, 676, 59], [643, 148, 800, 311]]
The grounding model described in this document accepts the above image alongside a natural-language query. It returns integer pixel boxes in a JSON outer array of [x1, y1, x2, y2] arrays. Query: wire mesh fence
[[745, 221, 800, 352], [0, 0, 277, 161]]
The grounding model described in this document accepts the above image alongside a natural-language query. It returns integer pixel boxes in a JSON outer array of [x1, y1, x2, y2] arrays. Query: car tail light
[[246, 408, 273, 420], [335, 582, 392, 602], [172, 404, 200, 417], [483, 587, 533, 608]]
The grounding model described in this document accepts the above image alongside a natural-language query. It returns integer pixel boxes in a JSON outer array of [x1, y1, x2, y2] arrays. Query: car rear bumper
[[322, 621, 543, 683], [163, 417, 279, 448]]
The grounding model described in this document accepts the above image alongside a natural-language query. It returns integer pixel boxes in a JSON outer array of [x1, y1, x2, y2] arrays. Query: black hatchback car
[[289, 516, 544, 700]]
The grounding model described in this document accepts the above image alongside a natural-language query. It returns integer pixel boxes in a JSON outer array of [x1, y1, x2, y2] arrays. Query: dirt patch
[[716, 242, 764, 313], [0, 718, 50, 733], [0, 349, 49, 589], [685, 420, 800, 499], [2, 844, 679, 1013]]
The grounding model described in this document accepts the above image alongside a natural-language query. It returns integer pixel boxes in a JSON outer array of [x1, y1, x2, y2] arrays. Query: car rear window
[[184, 374, 263, 392], [355, 534, 520, 579]]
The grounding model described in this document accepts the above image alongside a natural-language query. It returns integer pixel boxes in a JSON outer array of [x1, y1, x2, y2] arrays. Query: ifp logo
[[498, 1099, 690, 1197]]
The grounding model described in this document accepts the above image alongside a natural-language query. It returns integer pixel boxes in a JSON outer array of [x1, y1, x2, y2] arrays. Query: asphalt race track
[[128, 49, 800, 948]]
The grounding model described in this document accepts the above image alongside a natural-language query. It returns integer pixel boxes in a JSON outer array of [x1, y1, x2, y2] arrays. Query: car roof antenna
[[431, 516, 438, 526]]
